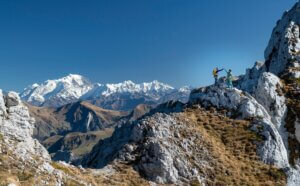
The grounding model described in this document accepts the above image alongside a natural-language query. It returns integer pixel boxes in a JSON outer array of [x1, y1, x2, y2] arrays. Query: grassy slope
[[182, 107, 286, 185]]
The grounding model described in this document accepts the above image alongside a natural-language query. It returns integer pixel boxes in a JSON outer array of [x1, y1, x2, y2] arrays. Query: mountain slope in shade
[[20, 75, 192, 110]]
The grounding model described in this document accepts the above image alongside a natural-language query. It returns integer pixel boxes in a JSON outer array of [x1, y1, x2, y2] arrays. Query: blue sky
[[0, 0, 297, 91]]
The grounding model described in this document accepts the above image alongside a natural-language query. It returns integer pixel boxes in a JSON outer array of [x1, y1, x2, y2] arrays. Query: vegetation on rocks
[[282, 77, 300, 166], [183, 106, 286, 185]]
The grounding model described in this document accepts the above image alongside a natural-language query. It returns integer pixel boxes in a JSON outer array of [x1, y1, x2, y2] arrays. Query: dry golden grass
[[51, 162, 150, 186], [0, 146, 60, 186], [182, 107, 286, 185], [282, 78, 300, 166], [0, 142, 149, 186], [93, 163, 150, 186]]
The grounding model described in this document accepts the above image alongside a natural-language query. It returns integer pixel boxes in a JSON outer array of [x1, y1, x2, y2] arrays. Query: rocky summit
[[1, 1, 300, 186]]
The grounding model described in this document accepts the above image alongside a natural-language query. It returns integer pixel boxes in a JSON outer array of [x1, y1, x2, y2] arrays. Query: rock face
[[127, 114, 204, 184], [82, 98, 215, 184], [6, 92, 21, 107], [236, 61, 265, 93], [236, 2, 300, 92], [0, 91, 50, 162], [0, 90, 63, 185], [254, 73, 287, 131], [82, 112, 209, 184], [264, 2, 300, 77], [234, 1, 300, 84], [0, 91, 6, 117]]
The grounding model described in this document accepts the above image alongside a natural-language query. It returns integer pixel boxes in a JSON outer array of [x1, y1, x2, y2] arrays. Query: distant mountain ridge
[[20, 74, 192, 110]]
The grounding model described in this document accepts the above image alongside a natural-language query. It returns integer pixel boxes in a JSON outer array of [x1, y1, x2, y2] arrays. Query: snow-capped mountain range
[[20, 74, 192, 110]]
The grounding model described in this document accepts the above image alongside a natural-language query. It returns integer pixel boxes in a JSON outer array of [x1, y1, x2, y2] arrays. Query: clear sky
[[0, 0, 297, 91]]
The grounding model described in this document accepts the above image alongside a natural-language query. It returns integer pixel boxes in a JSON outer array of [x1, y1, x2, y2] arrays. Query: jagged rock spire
[[264, 2, 300, 78]]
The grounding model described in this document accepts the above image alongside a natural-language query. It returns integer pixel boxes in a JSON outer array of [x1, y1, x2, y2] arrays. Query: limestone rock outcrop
[[264, 3, 300, 78], [0, 90, 64, 185], [83, 113, 210, 184]]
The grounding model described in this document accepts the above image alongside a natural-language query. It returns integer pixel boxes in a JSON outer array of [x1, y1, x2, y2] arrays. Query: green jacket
[[226, 71, 233, 81]]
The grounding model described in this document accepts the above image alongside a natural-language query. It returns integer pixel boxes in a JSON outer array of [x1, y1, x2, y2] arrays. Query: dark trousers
[[214, 76, 218, 85]]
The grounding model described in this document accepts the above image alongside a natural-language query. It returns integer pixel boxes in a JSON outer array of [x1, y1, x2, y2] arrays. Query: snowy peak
[[20, 74, 94, 107], [57, 74, 92, 87], [178, 86, 193, 93]]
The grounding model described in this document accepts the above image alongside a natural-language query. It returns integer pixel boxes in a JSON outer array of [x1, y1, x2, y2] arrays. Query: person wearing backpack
[[212, 67, 224, 85]]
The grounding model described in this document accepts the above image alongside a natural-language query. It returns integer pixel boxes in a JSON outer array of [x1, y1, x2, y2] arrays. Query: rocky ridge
[[83, 101, 287, 185]]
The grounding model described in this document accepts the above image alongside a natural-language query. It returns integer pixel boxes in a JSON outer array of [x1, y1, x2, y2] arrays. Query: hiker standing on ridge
[[225, 69, 233, 89], [212, 67, 224, 85]]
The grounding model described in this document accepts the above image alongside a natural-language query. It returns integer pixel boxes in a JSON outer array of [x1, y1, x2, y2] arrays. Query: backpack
[[213, 68, 217, 76]]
